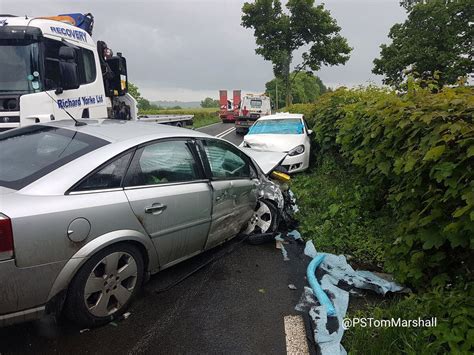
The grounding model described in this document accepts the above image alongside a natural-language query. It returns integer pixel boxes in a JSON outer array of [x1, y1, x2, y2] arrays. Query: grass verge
[[290, 153, 473, 353], [291, 153, 392, 267]]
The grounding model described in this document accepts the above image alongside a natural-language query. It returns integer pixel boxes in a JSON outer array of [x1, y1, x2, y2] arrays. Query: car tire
[[64, 243, 144, 327], [244, 199, 279, 245]]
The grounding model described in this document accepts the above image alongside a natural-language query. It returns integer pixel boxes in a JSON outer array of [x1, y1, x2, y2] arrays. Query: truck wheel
[[244, 199, 279, 244], [64, 243, 144, 327]]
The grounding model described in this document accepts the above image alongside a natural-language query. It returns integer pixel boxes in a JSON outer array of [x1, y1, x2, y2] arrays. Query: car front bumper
[[281, 153, 309, 173]]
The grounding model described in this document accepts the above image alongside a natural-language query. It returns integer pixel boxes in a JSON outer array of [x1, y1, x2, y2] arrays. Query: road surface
[[197, 121, 243, 146], [0, 122, 314, 355]]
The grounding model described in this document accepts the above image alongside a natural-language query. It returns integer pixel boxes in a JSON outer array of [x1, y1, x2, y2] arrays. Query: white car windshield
[[247, 119, 304, 135]]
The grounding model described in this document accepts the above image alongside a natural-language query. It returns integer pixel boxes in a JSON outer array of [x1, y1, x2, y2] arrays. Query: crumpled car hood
[[243, 134, 304, 152], [241, 148, 287, 175]]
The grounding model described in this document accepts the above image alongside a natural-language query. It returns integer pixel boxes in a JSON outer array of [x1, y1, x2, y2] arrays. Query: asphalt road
[[0, 122, 313, 355], [197, 121, 244, 146]]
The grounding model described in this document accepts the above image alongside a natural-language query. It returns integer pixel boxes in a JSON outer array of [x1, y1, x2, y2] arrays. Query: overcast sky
[[1, 0, 407, 101]]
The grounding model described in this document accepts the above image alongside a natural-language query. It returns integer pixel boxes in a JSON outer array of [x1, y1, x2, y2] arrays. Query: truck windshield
[[0, 39, 41, 94], [250, 99, 262, 108]]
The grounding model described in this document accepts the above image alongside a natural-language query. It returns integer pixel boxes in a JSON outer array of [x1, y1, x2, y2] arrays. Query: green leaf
[[423, 145, 445, 161], [377, 161, 391, 175], [328, 203, 340, 217], [467, 145, 474, 158], [422, 233, 445, 249]]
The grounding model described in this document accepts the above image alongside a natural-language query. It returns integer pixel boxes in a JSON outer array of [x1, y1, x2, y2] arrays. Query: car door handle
[[145, 203, 167, 215]]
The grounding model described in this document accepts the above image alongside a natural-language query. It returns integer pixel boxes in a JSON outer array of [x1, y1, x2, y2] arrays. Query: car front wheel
[[65, 243, 144, 327], [243, 199, 279, 244]]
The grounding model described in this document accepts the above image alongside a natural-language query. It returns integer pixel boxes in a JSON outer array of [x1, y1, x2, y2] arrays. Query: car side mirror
[[307, 129, 314, 136]]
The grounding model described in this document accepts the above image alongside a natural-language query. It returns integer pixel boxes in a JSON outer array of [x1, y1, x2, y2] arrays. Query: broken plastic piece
[[288, 284, 297, 290], [288, 230, 302, 240], [123, 312, 131, 320], [307, 254, 337, 316], [304, 240, 317, 258]]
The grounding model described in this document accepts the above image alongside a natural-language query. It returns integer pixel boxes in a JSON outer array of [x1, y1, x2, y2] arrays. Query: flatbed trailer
[[138, 114, 194, 127]]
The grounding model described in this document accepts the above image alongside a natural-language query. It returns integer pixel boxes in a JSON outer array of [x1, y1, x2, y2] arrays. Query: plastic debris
[[288, 284, 297, 290], [123, 312, 131, 320], [288, 230, 302, 241], [109, 322, 118, 327], [297, 242, 405, 355], [304, 240, 317, 259], [275, 234, 290, 261], [288, 190, 300, 213], [79, 328, 90, 334], [258, 288, 266, 294]]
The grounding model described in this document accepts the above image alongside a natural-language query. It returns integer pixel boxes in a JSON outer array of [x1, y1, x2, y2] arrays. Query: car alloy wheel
[[84, 252, 138, 317], [244, 200, 275, 235], [65, 243, 144, 327]]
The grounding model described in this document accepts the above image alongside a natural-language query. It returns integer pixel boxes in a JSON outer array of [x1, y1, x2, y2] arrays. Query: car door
[[198, 139, 258, 249], [123, 139, 212, 268]]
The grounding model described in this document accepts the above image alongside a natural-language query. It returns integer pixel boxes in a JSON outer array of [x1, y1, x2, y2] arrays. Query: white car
[[240, 113, 312, 173]]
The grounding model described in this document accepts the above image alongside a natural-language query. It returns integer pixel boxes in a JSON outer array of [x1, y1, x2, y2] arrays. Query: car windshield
[[0, 125, 109, 190], [247, 118, 304, 135], [0, 39, 41, 94]]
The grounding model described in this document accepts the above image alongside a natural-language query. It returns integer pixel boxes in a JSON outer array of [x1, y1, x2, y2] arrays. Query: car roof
[[257, 113, 303, 120], [40, 119, 212, 144]]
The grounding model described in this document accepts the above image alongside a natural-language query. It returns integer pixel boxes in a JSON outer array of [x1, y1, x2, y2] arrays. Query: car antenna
[[45, 91, 87, 126]]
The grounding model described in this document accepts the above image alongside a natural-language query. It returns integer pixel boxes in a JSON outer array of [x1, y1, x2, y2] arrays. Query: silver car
[[0, 120, 286, 327]]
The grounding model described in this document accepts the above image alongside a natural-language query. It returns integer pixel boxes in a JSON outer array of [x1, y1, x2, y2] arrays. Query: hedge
[[297, 85, 474, 289]]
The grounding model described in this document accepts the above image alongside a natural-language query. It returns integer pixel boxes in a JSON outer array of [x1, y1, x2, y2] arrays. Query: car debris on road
[[297, 240, 406, 355]]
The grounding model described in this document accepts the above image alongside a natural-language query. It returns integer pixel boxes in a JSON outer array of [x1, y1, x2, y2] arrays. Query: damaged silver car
[[0, 119, 293, 327]]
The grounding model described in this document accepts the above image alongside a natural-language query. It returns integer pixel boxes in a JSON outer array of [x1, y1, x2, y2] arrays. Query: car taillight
[[0, 214, 14, 260]]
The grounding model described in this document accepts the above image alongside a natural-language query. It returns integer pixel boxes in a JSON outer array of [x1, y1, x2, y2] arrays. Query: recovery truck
[[0, 13, 193, 131], [235, 93, 271, 134], [219, 89, 241, 123]]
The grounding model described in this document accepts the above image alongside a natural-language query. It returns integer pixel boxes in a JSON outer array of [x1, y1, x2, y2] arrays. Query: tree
[[265, 71, 326, 109], [200, 97, 219, 108], [373, 0, 473, 88], [127, 82, 157, 111], [241, 0, 351, 106]]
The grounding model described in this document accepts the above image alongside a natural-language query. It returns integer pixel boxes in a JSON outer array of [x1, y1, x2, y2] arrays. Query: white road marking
[[284, 315, 310, 355], [216, 126, 236, 138], [196, 121, 222, 131]]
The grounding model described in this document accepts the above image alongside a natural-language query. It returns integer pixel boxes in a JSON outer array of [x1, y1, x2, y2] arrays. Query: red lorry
[[219, 90, 241, 122]]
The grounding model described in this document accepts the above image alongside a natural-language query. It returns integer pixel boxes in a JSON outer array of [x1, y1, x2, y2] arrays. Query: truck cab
[[235, 94, 271, 135], [0, 14, 136, 132]]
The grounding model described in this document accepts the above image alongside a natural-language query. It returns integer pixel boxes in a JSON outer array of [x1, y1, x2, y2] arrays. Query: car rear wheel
[[65, 243, 144, 327], [244, 199, 279, 244]]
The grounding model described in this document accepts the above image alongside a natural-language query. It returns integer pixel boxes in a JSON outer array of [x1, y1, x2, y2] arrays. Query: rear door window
[[0, 125, 108, 189]]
